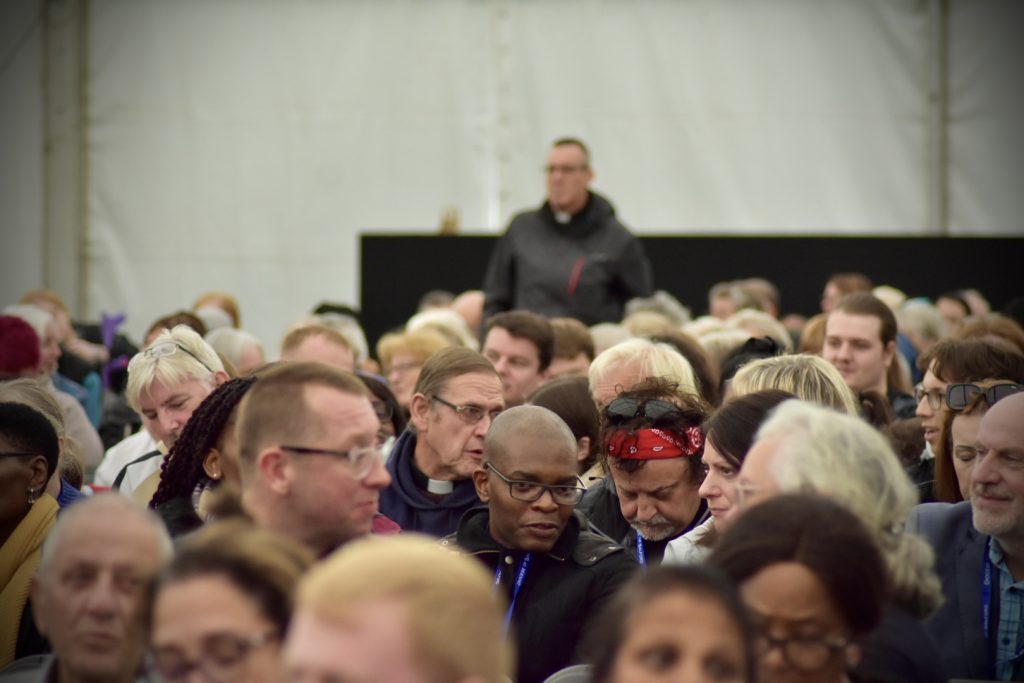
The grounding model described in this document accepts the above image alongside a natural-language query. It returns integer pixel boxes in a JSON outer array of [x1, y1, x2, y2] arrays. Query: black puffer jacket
[[441, 508, 636, 683], [483, 191, 653, 326]]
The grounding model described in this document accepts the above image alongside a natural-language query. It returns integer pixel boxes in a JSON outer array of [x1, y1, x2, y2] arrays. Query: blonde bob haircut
[[126, 325, 224, 413], [754, 400, 943, 618], [588, 338, 698, 399], [296, 534, 513, 683], [731, 354, 859, 416]]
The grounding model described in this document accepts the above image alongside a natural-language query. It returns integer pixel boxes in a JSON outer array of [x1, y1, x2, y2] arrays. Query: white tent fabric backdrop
[[74, 0, 1022, 349]]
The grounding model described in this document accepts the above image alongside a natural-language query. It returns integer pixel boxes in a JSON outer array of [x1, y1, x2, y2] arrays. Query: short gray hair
[[588, 338, 698, 398], [38, 494, 173, 576]]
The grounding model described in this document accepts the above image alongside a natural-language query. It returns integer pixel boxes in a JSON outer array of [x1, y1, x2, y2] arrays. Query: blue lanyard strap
[[983, 538, 993, 645], [981, 538, 1024, 677], [636, 535, 647, 570], [494, 553, 532, 634]]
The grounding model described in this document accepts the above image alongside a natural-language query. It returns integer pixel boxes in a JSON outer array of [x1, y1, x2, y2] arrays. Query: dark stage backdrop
[[360, 234, 1023, 353]]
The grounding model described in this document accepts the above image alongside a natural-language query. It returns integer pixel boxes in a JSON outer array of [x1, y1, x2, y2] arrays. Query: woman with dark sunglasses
[[933, 378, 1024, 502]]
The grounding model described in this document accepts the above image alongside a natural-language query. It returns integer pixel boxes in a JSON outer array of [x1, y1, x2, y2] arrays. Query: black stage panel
[[361, 234, 1023, 353]]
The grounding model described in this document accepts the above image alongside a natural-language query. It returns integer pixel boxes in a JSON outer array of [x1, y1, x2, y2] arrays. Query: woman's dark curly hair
[[150, 376, 257, 509], [600, 377, 709, 478]]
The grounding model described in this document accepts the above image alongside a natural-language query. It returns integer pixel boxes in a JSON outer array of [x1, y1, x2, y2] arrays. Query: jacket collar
[[456, 507, 582, 562]]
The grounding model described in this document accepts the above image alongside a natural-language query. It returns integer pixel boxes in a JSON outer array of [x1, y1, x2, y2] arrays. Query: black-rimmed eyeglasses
[[430, 396, 502, 425], [485, 463, 585, 506], [754, 630, 850, 672]]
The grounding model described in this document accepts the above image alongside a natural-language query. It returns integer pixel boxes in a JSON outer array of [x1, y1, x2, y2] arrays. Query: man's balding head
[[484, 405, 576, 471], [970, 392, 1024, 546]]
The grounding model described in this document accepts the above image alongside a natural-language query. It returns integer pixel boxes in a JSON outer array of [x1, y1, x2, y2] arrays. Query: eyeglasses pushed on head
[[142, 341, 215, 373]]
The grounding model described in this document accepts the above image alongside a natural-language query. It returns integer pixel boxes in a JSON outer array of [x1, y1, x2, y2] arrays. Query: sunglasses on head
[[946, 382, 1023, 412], [605, 397, 681, 422]]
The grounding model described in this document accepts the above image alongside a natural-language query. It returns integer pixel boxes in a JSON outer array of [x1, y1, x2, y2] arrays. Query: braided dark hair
[[150, 376, 256, 508]]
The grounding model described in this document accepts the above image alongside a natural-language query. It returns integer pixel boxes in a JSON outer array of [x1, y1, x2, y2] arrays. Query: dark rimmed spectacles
[[142, 341, 215, 373], [485, 463, 585, 506], [149, 631, 277, 683], [754, 630, 850, 672], [605, 397, 681, 423], [0, 451, 38, 458], [430, 396, 502, 425], [947, 382, 1023, 412], [280, 445, 381, 479], [913, 384, 945, 411]]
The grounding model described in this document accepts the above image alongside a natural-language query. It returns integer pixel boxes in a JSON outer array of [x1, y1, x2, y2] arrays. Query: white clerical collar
[[426, 479, 454, 495]]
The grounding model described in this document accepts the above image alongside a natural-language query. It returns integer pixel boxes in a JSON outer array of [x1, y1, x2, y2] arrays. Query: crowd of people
[[2, 137, 1024, 683]]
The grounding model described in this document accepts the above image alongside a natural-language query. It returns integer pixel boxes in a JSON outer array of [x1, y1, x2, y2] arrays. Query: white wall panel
[[78, 0, 1020, 348]]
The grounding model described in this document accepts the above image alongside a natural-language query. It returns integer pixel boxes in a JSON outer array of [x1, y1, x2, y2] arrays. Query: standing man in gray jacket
[[483, 138, 653, 326]]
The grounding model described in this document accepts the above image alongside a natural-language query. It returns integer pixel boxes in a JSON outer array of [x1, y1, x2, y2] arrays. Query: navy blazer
[[907, 502, 990, 679]]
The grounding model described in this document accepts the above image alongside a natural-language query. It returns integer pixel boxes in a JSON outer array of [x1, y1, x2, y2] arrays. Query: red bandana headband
[[606, 426, 705, 460]]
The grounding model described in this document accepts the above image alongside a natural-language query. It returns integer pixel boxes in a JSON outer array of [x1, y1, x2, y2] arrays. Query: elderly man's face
[[546, 143, 593, 215], [611, 458, 702, 542], [970, 394, 1024, 545], [413, 372, 505, 481], [32, 505, 164, 683]]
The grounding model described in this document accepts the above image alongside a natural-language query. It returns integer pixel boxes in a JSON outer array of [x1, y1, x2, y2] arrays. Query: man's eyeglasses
[[913, 384, 945, 411], [280, 444, 382, 479], [754, 630, 850, 672], [430, 396, 502, 425], [0, 451, 37, 459], [149, 631, 277, 683], [947, 383, 1023, 412], [143, 341, 215, 373], [485, 463, 585, 506], [544, 164, 588, 175], [605, 397, 681, 423]]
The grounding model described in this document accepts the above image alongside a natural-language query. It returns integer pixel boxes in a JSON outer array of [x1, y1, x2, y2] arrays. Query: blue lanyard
[[981, 538, 1024, 677], [494, 553, 532, 634], [636, 535, 647, 570]]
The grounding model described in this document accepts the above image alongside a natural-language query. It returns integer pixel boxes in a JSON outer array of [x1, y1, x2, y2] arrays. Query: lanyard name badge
[[636, 535, 647, 570], [494, 553, 533, 634], [981, 537, 1024, 677]]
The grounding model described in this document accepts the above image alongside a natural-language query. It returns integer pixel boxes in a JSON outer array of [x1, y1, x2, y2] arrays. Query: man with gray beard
[[587, 378, 709, 566]]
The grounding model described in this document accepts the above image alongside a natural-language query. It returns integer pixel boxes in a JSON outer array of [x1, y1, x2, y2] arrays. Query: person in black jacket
[[442, 405, 636, 683], [482, 137, 653, 326]]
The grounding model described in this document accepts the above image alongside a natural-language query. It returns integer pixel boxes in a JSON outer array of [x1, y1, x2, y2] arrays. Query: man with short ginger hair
[[237, 362, 392, 557], [284, 535, 513, 683], [482, 137, 652, 325]]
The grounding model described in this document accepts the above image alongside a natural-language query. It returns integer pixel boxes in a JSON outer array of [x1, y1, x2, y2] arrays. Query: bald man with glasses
[[442, 405, 635, 683]]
